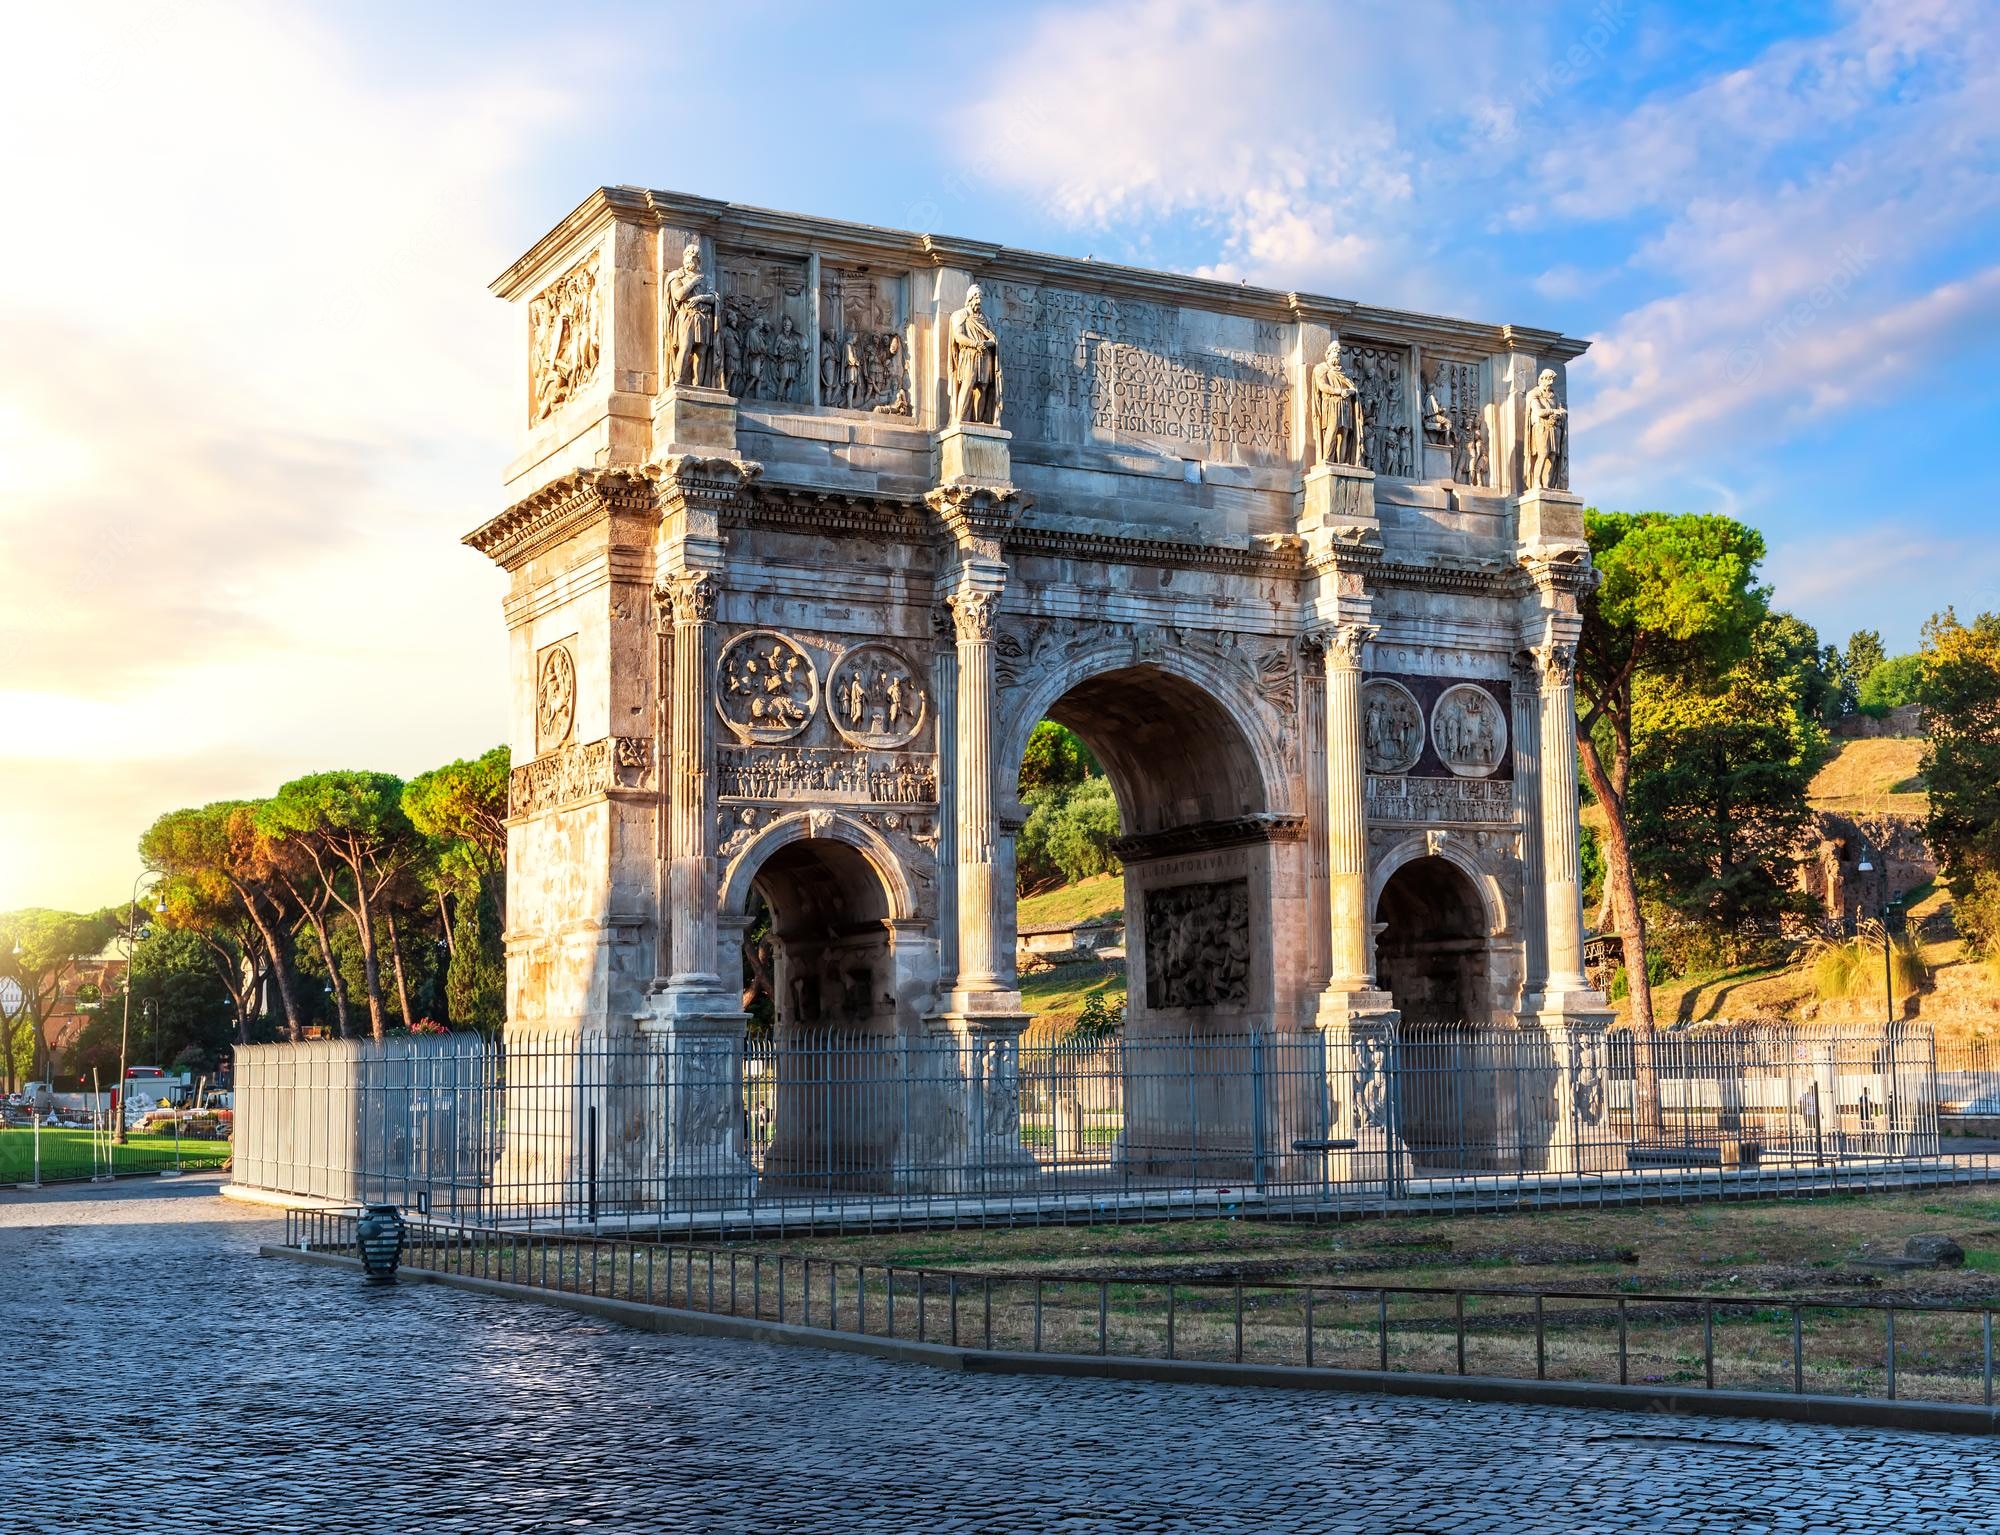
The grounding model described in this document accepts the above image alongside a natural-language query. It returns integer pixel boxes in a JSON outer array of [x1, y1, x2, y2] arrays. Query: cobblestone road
[[3, 1179, 1994, 1534]]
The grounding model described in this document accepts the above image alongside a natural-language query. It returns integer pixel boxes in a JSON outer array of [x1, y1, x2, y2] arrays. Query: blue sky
[[2, 0, 1996, 909]]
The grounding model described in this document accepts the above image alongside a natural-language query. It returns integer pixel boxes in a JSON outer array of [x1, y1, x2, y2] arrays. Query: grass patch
[[1017, 873, 1124, 930], [0, 1127, 228, 1184]]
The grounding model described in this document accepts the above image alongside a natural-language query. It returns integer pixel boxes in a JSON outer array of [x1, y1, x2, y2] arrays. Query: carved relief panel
[[534, 639, 578, 754], [1143, 877, 1251, 1009], [1341, 339, 1413, 478], [819, 266, 909, 415], [715, 630, 819, 742], [1419, 355, 1485, 483], [1361, 680, 1424, 775], [1431, 683, 1509, 777], [828, 644, 927, 748], [716, 250, 812, 403], [527, 258, 600, 423]]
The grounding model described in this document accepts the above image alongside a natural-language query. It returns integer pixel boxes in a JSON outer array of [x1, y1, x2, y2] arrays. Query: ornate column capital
[[1517, 544, 1598, 604], [1310, 622, 1377, 672], [946, 587, 1001, 645], [1530, 638, 1577, 690]]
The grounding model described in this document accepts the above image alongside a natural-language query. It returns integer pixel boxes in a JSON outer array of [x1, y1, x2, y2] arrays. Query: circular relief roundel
[[536, 644, 576, 750], [714, 630, 819, 743], [1431, 682, 1508, 778], [1360, 679, 1424, 775], [827, 644, 927, 749]]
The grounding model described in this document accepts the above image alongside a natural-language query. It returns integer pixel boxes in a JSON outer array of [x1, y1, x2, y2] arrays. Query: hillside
[[1809, 736, 1928, 817]]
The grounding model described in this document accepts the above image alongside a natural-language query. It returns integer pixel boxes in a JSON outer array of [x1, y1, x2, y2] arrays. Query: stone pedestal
[[640, 1009, 759, 1206], [935, 422, 1012, 486], [1517, 486, 1585, 545], [1535, 1019, 1620, 1174], [653, 385, 738, 455], [1302, 462, 1377, 528], [1318, 1011, 1408, 1192]]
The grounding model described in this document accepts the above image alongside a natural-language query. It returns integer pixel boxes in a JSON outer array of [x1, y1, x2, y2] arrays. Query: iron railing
[[282, 1208, 2000, 1414], [230, 1022, 1991, 1228]]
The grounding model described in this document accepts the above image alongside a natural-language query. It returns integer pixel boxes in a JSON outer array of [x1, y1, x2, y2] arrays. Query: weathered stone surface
[[1905, 1232, 1966, 1268], [467, 188, 1611, 1185]]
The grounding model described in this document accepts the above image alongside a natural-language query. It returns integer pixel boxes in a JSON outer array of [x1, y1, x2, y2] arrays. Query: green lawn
[[1017, 873, 1124, 930], [0, 1127, 229, 1185]]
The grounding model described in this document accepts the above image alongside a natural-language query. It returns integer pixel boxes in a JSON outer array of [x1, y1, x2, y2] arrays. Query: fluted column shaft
[[1322, 623, 1376, 989], [1511, 649, 1548, 995], [666, 572, 718, 986], [1536, 641, 1588, 991], [948, 583, 1003, 988]]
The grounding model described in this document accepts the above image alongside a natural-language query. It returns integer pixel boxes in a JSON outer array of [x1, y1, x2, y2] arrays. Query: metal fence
[[283, 1207, 2000, 1417], [231, 1021, 1991, 1229]]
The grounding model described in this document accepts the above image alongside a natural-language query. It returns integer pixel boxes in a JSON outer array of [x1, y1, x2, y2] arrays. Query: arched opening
[[1375, 855, 1502, 1169], [1375, 857, 1490, 1026], [745, 836, 900, 1190], [1008, 661, 1298, 1180]]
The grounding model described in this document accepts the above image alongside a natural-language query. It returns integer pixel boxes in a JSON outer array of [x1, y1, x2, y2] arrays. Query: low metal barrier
[[284, 1209, 2000, 1414]]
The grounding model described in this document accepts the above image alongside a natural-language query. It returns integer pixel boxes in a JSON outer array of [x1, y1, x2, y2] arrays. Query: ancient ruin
[[465, 186, 1611, 1200]]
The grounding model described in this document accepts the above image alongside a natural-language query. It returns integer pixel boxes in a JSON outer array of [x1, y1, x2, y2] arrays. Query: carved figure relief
[[1571, 1030, 1607, 1125], [528, 259, 600, 422], [1421, 359, 1480, 458], [819, 267, 910, 415], [1343, 341, 1412, 477], [1431, 683, 1508, 778], [665, 242, 723, 389], [1361, 680, 1424, 774], [1309, 338, 1364, 468], [948, 284, 1003, 427], [715, 631, 819, 742], [717, 252, 810, 402], [535, 641, 577, 753], [1143, 878, 1251, 1010], [1525, 368, 1569, 490], [719, 746, 937, 804], [1366, 774, 1515, 824], [1353, 1029, 1390, 1131], [510, 736, 654, 816], [828, 644, 927, 749]]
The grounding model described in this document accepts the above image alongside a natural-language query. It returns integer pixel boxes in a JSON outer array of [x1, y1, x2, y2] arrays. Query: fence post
[[1168, 1284, 1178, 1360], [1535, 1294, 1546, 1381], [1618, 1296, 1628, 1386], [1984, 1311, 1993, 1408], [1251, 1030, 1267, 1188], [1793, 1305, 1804, 1395], [1233, 1282, 1243, 1363], [1886, 1307, 1897, 1401], [1034, 1279, 1044, 1352], [1703, 1299, 1715, 1390], [949, 1274, 959, 1347], [1378, 1289, 1389, 1372], [1100, 1280, 1109, 1357], [1455, 1292, 1466, 1376], [984, 1277, 993, 1350], [1304, 1289, 1313, 1369]]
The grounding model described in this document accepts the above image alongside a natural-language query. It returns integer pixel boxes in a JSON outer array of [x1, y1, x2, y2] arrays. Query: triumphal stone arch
[[466, 186, 1612, 1202]]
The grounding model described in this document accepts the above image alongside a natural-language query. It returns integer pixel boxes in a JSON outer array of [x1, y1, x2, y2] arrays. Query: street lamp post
[[115, 871, 163, 1146], [1855, 854, 1897, 1025]]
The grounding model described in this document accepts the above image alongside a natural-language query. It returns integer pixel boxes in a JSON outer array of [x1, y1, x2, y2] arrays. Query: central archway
[[1006, 656, 1313, 1180]]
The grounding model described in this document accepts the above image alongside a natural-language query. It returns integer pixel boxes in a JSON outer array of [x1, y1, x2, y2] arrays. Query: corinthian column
[[664, 570, 720, 989], [947, 582, 1003, 992], [1533, 639, 1588, 994], [1321, 622, 1377, 992]]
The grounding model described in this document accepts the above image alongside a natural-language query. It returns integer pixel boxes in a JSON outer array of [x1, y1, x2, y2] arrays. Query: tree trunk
[[239, 884, 304, 1042], [437, 890, 457, 960], [353, 881, 388, 1041], [1579, 729, 1663, 1138], [386, 915, 416, 1028], [304, 907, 351, 1039]]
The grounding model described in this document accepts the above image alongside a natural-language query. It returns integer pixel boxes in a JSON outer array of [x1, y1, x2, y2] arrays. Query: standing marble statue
[[1309, 340, 1364, 468], [1525, 368, 1568, 490], [666, 243, 722, 389], [948, 284, 1003, 427]]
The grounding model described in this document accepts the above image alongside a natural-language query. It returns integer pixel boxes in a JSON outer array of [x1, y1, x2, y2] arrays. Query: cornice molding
[[464, 467, 659, 569], [1112, 812, 1306, 863]]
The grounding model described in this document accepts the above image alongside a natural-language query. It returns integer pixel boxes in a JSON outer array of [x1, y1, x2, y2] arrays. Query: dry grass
[[1017, 873, 1124, 931], [1809, 737, 1929, 816]]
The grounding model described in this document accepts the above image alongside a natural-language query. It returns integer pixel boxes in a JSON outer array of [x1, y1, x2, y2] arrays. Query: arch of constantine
[[465, 186, 1612, 1204]]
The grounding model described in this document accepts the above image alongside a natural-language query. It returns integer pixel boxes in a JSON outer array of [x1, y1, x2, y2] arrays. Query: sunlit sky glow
[[3, 0, 1996, 911]]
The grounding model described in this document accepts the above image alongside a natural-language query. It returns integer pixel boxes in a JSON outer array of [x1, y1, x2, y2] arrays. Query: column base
[[1316, 1000, 1407, 1192], [1526, 1013, 1620, 1174], [640, 988, 757, 1208], [935, 423, 1012, 485], [931, 1004, 1039, 1191], [653, 385, 738, 455]]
